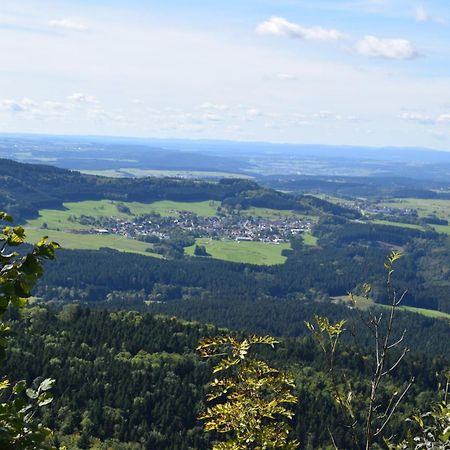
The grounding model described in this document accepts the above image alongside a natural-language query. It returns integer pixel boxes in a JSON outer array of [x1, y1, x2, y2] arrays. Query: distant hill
[[2, 134, 450, 180], [0, 158, 357, 220]]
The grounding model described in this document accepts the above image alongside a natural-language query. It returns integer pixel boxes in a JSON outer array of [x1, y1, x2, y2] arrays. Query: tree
[[0, 211, 60, 449], [194, 245, 210, 257], [306, 252, 415, 449], [197, 335, 299, 450]]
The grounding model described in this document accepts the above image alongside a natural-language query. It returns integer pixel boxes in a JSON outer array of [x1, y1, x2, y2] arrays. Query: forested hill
[[0, 158, 357, 220], [4, 306, 449, 449]]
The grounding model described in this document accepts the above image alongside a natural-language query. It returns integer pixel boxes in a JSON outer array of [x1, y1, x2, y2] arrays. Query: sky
[[1, 0, 450, 149]]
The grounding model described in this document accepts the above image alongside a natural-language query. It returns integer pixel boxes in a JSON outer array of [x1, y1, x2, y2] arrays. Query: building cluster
[[75, 211, 314, 243]]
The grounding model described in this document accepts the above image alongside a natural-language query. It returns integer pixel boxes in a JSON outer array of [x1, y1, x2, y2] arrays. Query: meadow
[[24, 199, 221, 256], [370, 219, 424, 230], [25, 228, 161, 257], [332, 295, 450, 320], [379, 198, 450, 234], [25, 199, 222, 233], [185, 238, 291, 265], [24, 199, 314, 261]]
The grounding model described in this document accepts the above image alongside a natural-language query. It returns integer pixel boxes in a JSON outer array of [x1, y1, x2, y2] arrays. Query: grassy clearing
[[144, 200, 220, 217], [185, 238, 290, 265], [25, 200, 221, 233], [380, 198, 450, 220], [24, 199, 312, 260], [331, 295, 450, 320], [370, 219, 424, 230], [240, 207, 318, 221], [303, 232, 318, 246], [313, 194, 361, 205], [379, 198, 450, 235], [25, 228, 161, 258]]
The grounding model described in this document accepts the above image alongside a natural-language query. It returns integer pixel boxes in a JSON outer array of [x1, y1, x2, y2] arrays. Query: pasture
[[379, 198, 450, 234], [185, 238, 290, 265], [332, 295, 450, 320], [25, 228, 161, 257]]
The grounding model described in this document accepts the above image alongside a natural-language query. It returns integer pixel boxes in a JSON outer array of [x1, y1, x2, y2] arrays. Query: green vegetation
[[380, 198, 450, 220], [240, 206, 318, 220], [197, 335, 299, 449], [185, 238, 290, 265], [0, 212, 59, 449], [302, 232, 318, 246], [332, 295, 450, 320], [6, 303, 449, 450], [24, 228, 162, 257], [379, 198, 450, 234], [144, 200, 220, 217], [23, 199, 222, 256], [370, 219, 424, 230], [25, 199, 221, 230]]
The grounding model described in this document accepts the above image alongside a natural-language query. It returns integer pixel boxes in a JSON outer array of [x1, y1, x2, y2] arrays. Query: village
[[71, 210, 315, 244]]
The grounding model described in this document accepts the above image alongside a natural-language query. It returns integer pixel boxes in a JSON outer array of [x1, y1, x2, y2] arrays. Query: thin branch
[[382, 347, 409, 377], [387, 330, 406, 350], [374, 378, 415, 437]]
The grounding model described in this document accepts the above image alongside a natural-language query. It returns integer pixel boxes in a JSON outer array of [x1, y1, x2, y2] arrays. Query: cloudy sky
[[1, 0, 450, 149]]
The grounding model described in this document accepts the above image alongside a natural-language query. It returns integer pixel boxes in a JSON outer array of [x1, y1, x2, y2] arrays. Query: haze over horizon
[[1, 0, 450, 150]]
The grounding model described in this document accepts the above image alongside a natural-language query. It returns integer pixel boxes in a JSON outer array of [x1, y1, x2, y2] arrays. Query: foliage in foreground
[[0, 211, 59, 449], [306, 251, 449, 450], [197, 335, 299, 449]]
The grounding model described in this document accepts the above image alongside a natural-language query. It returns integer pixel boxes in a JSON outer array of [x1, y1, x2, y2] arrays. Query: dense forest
[[3, 306, 449, 449]]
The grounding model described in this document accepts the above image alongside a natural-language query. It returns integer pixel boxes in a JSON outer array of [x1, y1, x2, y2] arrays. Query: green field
[[25, 228, 161, 258], [370, 219, 424, 230], [302, 232, 318, 246], [24, 199, 221, 256], [185, 238, 290, 265], [240, 207, 318, 221], [24, 199, 315, 260], [379, 198, 450, 234], [332, 295, 450, 320], [25, 199, 222, 233]]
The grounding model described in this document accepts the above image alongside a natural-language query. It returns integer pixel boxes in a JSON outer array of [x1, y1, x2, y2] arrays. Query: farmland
[[185, 238, 290, 265], [23, 199, 315, 262], [25, 228, 161, 257]]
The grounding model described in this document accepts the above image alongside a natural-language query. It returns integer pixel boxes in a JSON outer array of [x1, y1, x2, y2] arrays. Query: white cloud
[[416, 6, 429, 22], [246, 108, 261, 117], [314, 110, 334, 119], [1, 98, 37, 113], [398, 112, 432, 124], [356, 35, 418, 60], [87, 107, 127, 123], [415, 6, 444, 24], [200, 102, 228, 111], [276, 73, 297, 80], [67, 93, 97, 103], [0, 97, 67, 119], [437, 113, 450, 123], [202, 112, 223, 121], [256, 16, 343, 42], [42, 101, 66, 111], [49, 19, 88, 32]]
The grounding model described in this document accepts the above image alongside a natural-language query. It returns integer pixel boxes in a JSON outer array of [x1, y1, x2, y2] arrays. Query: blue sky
[[1, 0, 450, 149]]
